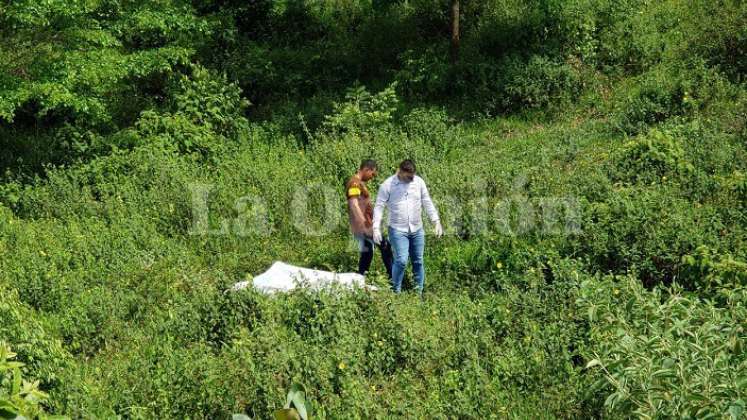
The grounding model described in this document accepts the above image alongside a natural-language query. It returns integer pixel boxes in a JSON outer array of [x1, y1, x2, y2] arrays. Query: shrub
[[0, 202, 14, 221], [680, 245, 747, 294], [0, 343, 65, 420], [134, 111, 218, 154], [130, 65, 252, 159], [501, 55, 582, 111], [580, 276, 747, 419], [394, 47, 452, 99], [679, 0, 747, 81], [101, 65, 247, 161], [321, 82, 399, 135], [611, 63, 732, 135], [54, 286, 134, 357], [401, 107, 453, 143], [576, 185, 724, 288], [594, 0, 678, 74], [0, 290, 72, 388], [721, 171, 747, 209], [610, 128, 694, 185], [169, 65, 251, 140], [612, 68, 688, 135]]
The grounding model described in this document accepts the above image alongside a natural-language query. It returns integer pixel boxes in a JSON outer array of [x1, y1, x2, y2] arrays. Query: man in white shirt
[[372, 159, 444, 294]]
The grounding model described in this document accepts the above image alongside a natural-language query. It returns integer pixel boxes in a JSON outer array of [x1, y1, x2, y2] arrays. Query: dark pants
[[355, 234, 393, 279]]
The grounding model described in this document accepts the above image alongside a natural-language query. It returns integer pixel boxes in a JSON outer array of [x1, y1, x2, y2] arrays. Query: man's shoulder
[[382, 175, 397, 186], [414, 175, 427, 186], [345, 175, 362, 188], [345, 175, 365, 200]]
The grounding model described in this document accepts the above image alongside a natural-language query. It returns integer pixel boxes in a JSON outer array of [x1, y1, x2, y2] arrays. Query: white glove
[[373, 228, 382, 245], [434, 221, 444, 238]]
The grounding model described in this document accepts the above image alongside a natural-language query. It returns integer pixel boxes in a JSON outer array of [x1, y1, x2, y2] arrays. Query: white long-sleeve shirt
[[372, 174, 440, 233]]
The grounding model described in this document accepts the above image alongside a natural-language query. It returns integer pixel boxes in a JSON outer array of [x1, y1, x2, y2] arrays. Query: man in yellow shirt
[[345, 159, 393, 279]]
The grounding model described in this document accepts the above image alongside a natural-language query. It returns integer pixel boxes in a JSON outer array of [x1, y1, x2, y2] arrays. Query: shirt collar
[[393, 175, 415, 186]]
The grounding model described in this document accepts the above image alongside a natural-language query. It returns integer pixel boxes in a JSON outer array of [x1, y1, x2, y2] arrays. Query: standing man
[[346, 159, 393, 279], [372, 159, 443, 294]]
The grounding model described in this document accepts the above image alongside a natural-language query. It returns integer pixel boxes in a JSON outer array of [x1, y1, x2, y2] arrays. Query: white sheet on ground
[[231, 261, 377, 294]]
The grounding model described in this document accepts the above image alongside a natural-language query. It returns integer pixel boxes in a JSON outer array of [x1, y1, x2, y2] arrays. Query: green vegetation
[[1, 0, 746, 418], [0, 342, 61, 419]]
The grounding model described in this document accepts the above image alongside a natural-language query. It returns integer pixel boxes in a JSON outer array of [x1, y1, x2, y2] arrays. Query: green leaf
[[661, 357, 676, 369], [285, 383, 309, 420], [625, 297, 636, 313], [0, 401, 19, 420], [585, 359, 602, 369], [3, 363, 23, 370], [11, 368, 21, 396], [728, 402, 744, 420], [274, 409, 301, 420]]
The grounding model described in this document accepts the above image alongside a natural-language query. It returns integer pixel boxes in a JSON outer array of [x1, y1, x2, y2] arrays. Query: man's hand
[[434, 221, 444, 238], [373, 228, 382, 245]]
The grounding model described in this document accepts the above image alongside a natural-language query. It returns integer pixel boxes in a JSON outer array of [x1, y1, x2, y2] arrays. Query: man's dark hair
[[399, 159, 416, 173], [360, 159, 378, 170]]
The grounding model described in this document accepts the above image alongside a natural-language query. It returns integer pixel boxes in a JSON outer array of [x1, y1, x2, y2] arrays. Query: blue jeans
[[389, 227, 425, 294]]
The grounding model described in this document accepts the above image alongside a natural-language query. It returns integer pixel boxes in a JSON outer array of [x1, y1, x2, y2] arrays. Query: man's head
[[397, 159, 416, 183], [358, 159, 378, 181]]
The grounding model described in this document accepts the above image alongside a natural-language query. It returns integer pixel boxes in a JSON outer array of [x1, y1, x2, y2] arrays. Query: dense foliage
[[1, 0, 746, 418]]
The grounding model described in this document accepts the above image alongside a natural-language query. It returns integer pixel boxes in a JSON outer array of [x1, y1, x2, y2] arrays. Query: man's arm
[[372, 178, 390, 233], [348, 198, 369, 234], [346, 181, 369, 234]]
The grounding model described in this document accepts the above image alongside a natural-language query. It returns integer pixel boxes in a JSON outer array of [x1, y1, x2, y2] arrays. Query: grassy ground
[[2, 83, 746, 418]]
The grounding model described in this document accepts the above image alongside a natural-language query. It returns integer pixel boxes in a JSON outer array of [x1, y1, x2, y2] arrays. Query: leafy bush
[[681, 245, 747, 294], [169, 65, 251, 139], [594, 0, 678, 74], [401, 107, 453, 143], [720, 171, 747, 209], [49, 286, 593, 418], [580, 276, 747, 419], [0, 343, 65, 420], [396, 51, 583, 115], [576, 186, 724, 288], [611, 67, 689, 135], [132, 65, 251, 158], [610, 128, 694, 185], [394, 47, 452, 99], [134, 110, 221, 156], [0, 290, 72, 388], [321, 83, 399, 135], [678, 0, 747, 81], [611, 63, 732, 135], [0, 0, 207, 153], [501, 55, 582, 111]]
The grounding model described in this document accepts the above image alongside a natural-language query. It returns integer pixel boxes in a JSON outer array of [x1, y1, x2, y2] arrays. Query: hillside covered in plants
[[1, 0, 746, 418]]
